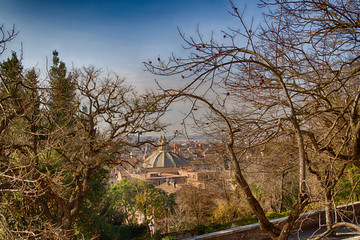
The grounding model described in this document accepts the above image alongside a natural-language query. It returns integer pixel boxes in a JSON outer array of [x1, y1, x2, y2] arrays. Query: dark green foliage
[[186, 211, 291, 236], [160, 236, 177, 240], [281, 170, 299, 212], [49, 50, 75, 126], [0, 52, 24, 104], [76, 177, 171, 240], [0, 52, 46, 239], [0, 50, 164, 239], [76, 213, 147, 240], [99, 224, 147, 240], [336, 165, 360, 203], [191, 223, 226, 236], [76, 177, 175, 239], [0, 51, 23, 82], [77, 169, 125, 239], [76, 168, 110, 236], [115, 179, 175, 222], [265, 211, 291, 220]]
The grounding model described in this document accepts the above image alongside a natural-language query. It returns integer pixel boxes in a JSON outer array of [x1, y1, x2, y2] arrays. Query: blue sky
[[1, 0, 261, 89], [1, 0, 262, 134]]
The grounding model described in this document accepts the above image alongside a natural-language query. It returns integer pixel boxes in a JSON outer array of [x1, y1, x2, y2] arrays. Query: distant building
[[140, 172, 187, 186], [179, 169, 220, 189], [107, 166, 122, 185], [143, 136, 189, 168], [107, 137, 230, 193]]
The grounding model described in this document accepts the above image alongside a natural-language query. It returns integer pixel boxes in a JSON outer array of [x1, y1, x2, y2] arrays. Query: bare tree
[[145, 0, 360, 239], [262, 0, 360, 235], [0, 24, 17, 55], [0, 54, 164, 239], [174, 184, 217, 226]]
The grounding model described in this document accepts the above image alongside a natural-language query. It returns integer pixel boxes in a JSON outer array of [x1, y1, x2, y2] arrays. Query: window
[[193, 174, 196, 179]]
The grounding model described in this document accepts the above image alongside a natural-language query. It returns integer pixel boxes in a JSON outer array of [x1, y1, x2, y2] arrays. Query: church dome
[[143, 137, 188, 168], [143, 151, 188, 168]]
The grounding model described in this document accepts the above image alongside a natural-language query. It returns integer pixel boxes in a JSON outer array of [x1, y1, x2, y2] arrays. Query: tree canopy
[[0, 47, 164, 239], [145, 0, 360, 239]]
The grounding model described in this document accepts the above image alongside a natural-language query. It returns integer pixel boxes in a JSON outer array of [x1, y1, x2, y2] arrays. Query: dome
[[143, 137, 188, 168], [143, 151, 188, 168]]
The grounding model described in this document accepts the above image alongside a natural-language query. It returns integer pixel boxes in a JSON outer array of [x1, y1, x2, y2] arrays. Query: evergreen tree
[[49, 50, 75, 126], [0, 50, 164, 239], [0, 52, 24, 101]]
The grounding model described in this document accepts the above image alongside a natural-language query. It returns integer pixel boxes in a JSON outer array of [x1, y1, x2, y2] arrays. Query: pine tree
[[0, 52, 24, 100], [49, 50, 75, 127]]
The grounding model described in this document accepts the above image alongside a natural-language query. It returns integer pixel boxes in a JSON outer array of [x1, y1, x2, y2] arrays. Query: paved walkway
[[288, 225, 360, 240]]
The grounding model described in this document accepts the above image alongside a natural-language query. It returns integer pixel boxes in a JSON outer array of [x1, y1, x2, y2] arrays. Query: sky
[[1, 0, 263, 134]]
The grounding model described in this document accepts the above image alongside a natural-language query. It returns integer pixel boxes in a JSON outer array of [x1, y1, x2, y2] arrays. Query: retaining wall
[[181, 202, 360, 240]]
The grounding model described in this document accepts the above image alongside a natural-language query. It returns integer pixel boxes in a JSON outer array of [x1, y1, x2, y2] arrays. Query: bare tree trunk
[[280, 172, 285, 212], [278, 200, 308, 240], [325, 189, 334, 233], [226, 142, 281, 239], [62, 215, 75, 240]]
